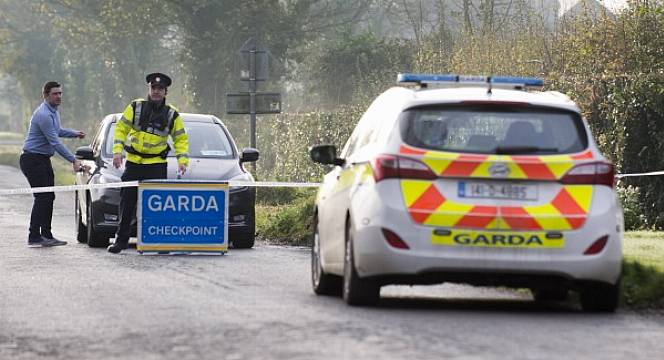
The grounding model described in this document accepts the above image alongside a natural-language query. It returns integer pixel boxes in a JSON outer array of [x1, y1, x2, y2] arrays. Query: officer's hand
[[178, 164, 187, 175], [113, 153, 123, 169], [72, 159, 82, 172]]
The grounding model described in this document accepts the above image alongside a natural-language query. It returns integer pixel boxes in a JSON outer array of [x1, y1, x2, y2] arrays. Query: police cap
[[146, 72, 172, 88]]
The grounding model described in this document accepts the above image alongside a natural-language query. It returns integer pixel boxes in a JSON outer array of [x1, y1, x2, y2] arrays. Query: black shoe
[[28, 236, 67, 247], [107, 243, 127, 254], [42, 236, 67, 246]]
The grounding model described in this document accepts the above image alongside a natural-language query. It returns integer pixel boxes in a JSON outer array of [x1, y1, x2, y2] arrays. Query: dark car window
[[104, 121, 235, 159], [399, 105, 588, 155]]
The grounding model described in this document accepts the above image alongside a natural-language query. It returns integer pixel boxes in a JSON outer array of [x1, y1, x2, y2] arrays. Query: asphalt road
[[1, 164, 663, 360]]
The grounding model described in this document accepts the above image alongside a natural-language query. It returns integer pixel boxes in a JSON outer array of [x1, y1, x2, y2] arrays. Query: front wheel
[[342, 220, 380, 306], [86, 197, 110, 248], [311, 215, 341, 296], [74, 191, 88, 243]]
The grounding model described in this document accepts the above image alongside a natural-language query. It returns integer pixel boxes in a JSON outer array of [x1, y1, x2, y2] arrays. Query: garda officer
[[107, 72, 189, 254]]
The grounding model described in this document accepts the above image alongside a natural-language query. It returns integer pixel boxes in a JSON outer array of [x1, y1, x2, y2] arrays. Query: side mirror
[[240, 148, 259, 163], [309, 145, 344, 166], [75, 146, 94, 160]]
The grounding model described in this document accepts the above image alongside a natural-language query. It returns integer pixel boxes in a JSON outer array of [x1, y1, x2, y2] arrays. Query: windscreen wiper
[[494, 145, 559, 154]]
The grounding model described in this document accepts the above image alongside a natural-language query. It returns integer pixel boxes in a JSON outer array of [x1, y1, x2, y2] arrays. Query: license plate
[[458, 181, 537, 200], [432, 229, 564, 248]]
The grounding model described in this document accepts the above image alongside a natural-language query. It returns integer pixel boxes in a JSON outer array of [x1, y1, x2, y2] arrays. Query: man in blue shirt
[[20, 81, 86, 247]]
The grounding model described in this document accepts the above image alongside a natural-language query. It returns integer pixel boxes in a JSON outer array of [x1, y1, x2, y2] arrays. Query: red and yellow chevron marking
[[399, 144, 594, 181], [400, 180, 593, 231]]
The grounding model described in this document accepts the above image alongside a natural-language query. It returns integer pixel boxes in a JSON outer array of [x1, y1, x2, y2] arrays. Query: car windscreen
[[105, 121, 235, 159], [399, 105, 588, 155]]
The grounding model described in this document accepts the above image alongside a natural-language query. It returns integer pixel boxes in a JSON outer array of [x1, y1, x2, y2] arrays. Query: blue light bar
[[491, 76, 544, 87], [397, 73, 459, 83], [396, 73, 544, 88]]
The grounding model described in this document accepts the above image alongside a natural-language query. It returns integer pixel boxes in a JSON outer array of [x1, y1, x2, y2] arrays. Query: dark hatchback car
[[74, 113, 258, 249]]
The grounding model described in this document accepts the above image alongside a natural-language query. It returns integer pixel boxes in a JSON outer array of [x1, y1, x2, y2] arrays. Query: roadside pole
[[227, 38, 282, 171]]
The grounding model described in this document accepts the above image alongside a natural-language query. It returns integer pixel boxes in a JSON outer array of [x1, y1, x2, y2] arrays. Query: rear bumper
[[349, 183, 623, 287]]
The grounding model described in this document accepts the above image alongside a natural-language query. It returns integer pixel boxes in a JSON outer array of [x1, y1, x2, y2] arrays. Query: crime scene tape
[[615, 170, 664, 179], [0, 180, 321, 196], [0, 170, 660, 196]]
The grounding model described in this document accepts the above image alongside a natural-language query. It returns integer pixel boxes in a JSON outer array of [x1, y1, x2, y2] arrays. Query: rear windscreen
[[399, 105, 588, 155]]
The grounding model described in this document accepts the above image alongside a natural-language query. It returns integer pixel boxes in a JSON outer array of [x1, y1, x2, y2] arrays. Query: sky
[[558, 0, 629, 14]]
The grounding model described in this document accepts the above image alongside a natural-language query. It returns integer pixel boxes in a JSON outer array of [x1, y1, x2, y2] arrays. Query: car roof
[[380, 86, 581, 113]]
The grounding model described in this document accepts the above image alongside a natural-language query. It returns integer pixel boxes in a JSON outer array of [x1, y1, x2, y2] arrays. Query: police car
[[309, 74, 622, 311]]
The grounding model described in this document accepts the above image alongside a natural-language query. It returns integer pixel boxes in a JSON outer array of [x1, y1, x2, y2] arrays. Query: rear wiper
[[494, 146, 558, 154]]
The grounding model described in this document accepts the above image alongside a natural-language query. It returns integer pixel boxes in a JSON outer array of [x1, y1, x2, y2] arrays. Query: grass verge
[[621, 232, 664, 309]]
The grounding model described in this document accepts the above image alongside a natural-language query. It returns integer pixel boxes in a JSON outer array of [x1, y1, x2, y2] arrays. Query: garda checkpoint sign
[[137, 180, 228, 254]]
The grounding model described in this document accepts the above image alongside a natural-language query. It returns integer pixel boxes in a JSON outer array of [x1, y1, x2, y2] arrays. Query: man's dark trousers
[[114, 161, 167, 247], [19, 152, 56, 239]]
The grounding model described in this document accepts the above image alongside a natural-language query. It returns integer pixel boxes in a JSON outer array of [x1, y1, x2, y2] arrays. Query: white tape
[[2, 170, 661, 196], [615, 171, 664, 179], [0, 180, 321, 196]]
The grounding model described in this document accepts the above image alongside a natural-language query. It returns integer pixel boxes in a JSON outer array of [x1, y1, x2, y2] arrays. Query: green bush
[[256, 192, 316, 246], [617, 184, 647, 230]]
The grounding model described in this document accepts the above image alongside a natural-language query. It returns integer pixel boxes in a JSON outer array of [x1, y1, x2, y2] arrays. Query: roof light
[[396, 73, 544, 90]]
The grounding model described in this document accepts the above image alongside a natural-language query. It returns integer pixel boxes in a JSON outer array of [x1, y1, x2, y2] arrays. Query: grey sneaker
[[28, 236, 67, 247]]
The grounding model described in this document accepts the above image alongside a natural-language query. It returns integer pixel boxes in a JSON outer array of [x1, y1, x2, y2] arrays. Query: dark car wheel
[[342, 220, 380, 306], [75, 191, 88, 243], [312, 215, 342, 296], [231, 205, 255, 249], [86, 196, 110, 248], [232, 228, 255, 249]]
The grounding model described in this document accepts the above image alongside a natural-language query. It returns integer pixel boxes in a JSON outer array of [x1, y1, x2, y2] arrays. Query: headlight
[[99, 173, 121, 184], [229, 172, 254, 192], [229, 172, 254, 182]]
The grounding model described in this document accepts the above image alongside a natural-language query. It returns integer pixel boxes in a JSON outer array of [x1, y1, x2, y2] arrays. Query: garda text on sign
[[137, 181, 229, 254]]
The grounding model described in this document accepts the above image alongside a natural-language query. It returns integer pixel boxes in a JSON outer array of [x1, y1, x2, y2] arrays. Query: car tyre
[[532, 288, 569, 302], [343, 220, 380, 306], [231, 233, 255, 249], [580, 281, 620, 313], [74, 191, 88, 243], [311, 215, 342, 296], [231, 206, 255, 249], [86, 196, 110, 248]]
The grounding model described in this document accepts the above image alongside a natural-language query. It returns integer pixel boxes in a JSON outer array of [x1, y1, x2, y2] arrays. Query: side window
[[90, 118, 107, 153], [357, 126, 376, 149], [342, 131, 360, 159]]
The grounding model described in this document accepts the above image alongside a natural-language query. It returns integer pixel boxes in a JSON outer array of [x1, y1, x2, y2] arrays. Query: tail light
[[371, 154, 437, 182], [584, 235, 609, 255], [560, 162, 615, 187], [381, 228, 410, 249]]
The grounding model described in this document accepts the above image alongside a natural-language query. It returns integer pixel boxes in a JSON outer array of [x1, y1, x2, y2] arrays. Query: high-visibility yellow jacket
[[112, 98, 189, 166]]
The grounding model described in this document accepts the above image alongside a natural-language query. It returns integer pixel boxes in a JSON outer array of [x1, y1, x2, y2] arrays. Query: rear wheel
[[74, 191, 88, 243], [311, 215, 342, 296], [86, 197, 110, 248], [580, 281, 620, 313], [342, 220, 380, 306]]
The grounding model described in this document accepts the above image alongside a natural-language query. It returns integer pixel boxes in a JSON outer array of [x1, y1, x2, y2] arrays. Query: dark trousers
[[115, 161, 167, 247], [19, 152, 55, 239]]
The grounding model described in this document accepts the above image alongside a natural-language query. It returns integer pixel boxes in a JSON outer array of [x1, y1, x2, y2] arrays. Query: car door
[[75, 117, 109, 221], [316, 130, 363, 272]]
